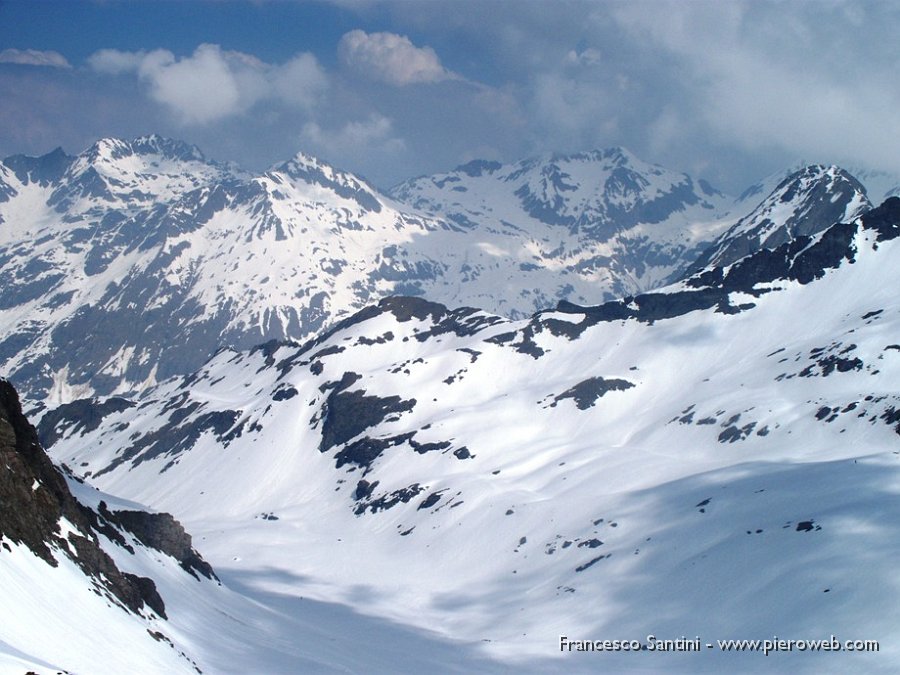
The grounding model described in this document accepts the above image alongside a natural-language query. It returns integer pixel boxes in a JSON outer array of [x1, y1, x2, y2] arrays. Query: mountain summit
[[391, 147, 734, 297], [682, 165, 870, 276]]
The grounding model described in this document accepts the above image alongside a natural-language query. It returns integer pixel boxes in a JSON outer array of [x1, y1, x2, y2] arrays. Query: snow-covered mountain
[[390, 147, 736, 302], [681, 165, 870, 275], [0, 136, 439, 404], [39, 197, 900, 672], [0, 138, 743, 405]]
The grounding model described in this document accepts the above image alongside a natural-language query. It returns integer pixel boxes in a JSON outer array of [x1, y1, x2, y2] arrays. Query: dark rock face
[[456, 159, 502, 177], [0, 379, 166, 616], [354, 483, 425, 515], [343, 296, 504, 342], [99, 505, 217, 581], [552, 377, 635, 410], [37, 396, 135, 448], [95, 405, 241, 477], [3, 147, 75, 186], [317, 377, 417, 453], [0, 175, 16, 203], [0, 378, 217, 618], [862, 196, 900, 241], [0, 256, 65, 310], [1, 380, 90, 563], [333, 433, 415, 472]]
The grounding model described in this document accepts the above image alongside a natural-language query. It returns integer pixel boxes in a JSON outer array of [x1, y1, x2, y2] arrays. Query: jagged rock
[[99, 505, 217, 581], [0, 379, 166, 616], [0, 378, 217, 619]]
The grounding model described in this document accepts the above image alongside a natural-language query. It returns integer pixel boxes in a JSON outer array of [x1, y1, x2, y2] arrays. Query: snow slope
[[1, 378, 518, 675], [40, 198, 900, 673]]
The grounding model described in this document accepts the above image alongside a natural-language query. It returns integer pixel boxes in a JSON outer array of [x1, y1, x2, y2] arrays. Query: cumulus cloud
[[139, 45, 242, 125], [338, 30, 457, 86], [87, 44, 327, 125], [0, 48, 71, 69], [272, 53, 328, 108]]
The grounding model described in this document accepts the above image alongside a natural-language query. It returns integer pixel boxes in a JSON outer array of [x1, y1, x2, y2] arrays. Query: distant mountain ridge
[[390, 147, 735, 298], [0, 135, 886, 404], [392, 147, 728, 235]]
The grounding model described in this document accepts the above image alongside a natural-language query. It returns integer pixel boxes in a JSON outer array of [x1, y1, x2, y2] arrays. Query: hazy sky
[[1, 0, 898, 193]]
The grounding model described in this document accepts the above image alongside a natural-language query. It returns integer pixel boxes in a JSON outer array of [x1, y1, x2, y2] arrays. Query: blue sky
[[2, 0, 899, 193]]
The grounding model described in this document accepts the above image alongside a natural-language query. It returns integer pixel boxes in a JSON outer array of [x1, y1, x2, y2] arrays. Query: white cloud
[[87, 48, 146, 75], [527, 70, 621, 151], [273, 53, 328, 109], [565, 47, 602, 68], [139, 45, 242, 125], [300, 113, 406, 162], [648, 105, 683, 157], [338, 30, 457, 86], [609, 1, 900, 175], [0, 48, 71, 69], [87, 44, 327, 125]]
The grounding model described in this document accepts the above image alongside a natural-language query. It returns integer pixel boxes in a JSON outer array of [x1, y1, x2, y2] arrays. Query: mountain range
[[2, 136, 900, 672], [2, 136, 882, 406]]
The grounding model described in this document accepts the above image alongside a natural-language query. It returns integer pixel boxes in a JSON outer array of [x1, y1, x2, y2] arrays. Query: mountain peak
[[684, 164, 870, 275], [540, 146, 639, 168], [770, 164, 867, 211], [270, 151, 382, 211], [130, 134, 206, 161], [272, 150, 331, 177], [776, 164, 865, 191], [452, 158, 503, 177], [597, 145, 636, 164], [83, 135, 206, 165], [2, 146, 75, 186]]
